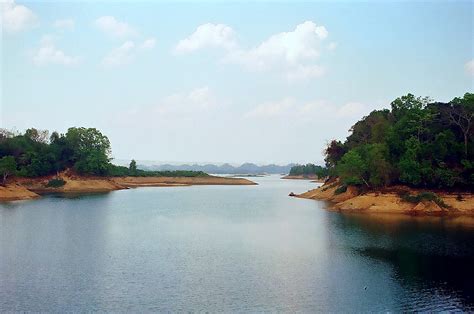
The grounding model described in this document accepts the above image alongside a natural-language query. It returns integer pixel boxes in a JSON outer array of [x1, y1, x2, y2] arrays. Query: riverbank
[[112, 176, 257, 187], [0, 174, 256, 201], [295, 180, 474, 215]]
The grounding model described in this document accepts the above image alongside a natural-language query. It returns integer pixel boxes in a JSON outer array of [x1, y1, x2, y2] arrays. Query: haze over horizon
[[2, 0, 473, 164]]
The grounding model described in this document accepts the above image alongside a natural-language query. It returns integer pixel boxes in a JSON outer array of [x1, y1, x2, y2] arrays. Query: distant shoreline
[[0, 175, 257, 202], [281, 175, 326, 183]]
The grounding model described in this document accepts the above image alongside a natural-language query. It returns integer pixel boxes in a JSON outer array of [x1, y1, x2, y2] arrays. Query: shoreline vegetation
[[293, 92, 473, 216], [0, 127, 256, 201]]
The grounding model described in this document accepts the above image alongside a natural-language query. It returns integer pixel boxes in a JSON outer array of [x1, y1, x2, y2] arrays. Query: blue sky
[[1, 0, 473, 164]]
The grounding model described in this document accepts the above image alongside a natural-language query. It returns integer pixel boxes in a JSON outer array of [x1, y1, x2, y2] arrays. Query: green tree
[[337, 150, 369, 186], [0, 156, 17, 185], [398, 137, 422, 186], [448, 93, 474, 156], [129, 159, 137, 175], [65, 127, 111, 175], [364, 144, 393, 187], [74, 149, 111, 175]]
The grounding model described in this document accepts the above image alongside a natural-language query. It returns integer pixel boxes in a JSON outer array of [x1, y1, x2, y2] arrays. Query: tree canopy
[[325, 93, 473, 190], [0, 127, 208, 181]]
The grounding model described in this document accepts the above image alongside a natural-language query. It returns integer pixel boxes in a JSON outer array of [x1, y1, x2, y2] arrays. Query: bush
[[46, 178, 66, 188], [334, 185, 348, 195], [400, 191, 448, 208]]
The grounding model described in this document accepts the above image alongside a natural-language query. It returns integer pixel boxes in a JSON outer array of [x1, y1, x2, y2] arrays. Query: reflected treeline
[[326, 212, 474, 310], [355, 246, 474, 310]]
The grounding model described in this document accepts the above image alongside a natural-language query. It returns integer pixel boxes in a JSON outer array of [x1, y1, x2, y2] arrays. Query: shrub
[[334, 185, 348, 195], [46, 178, 66, 188], [400, 191, 448, 208]]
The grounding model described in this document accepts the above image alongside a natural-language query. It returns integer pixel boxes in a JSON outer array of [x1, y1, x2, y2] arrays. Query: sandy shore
[[0, 175, 256, 201], [0, 184, 40, 201], [112, 176, 257, 187], [295, 181, 474, 215]]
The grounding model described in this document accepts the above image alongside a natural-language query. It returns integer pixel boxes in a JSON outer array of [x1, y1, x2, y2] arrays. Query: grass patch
[[46, 178, 66, 188], [400, 191, 449, 208]]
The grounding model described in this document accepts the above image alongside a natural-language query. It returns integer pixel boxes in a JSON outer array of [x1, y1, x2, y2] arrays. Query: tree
[[324, 140, 346, 168], [398, 137, 422, 186], [289, 164, 328, 178], [364, 144, 393, 187], [0, 156, 17, 185], [129, 159, 137, 175], [448, 93, 474, 156], [390, 93, 430, 118], [336, 150, 369, 187], [25, 128, 49, 143], [65, 127, 111, 175], [346, 109, 390, 148]]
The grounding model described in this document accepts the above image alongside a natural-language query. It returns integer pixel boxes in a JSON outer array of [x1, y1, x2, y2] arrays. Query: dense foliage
[[325, 93, 474, 190], [0, 127, 207, 183], [289, 164, 328, 178]]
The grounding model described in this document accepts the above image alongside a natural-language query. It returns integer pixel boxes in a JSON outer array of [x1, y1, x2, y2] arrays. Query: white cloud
[[32, 35, 80, 66], [102, 38, 156, 67], [225, 21, 328, 70], [102, 41, 135, 67], [140, 38, 156, 50], [465, 59, 474, 76], [176, 21, 330, 81], [1, 0, 37, 33], [175, 23, 237, 54], [156, 87, 218, 115], [95, 16, 137, 38], [53, 18, 75, 30]]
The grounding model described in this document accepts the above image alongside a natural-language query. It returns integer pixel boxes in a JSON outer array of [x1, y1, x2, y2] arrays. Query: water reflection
[[332, 213, 474, 311], [1, 176, 473, 311]]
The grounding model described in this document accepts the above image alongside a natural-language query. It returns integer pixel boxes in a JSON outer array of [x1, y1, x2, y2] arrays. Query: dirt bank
[[0, 174, 256, 202], [296, 181, 474, 215], [0, 184, 40, 201], [112, 176, 257, 187]]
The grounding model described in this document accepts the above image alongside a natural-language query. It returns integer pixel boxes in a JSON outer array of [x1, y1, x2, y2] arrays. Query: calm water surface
[[1, 175, 473, 311]]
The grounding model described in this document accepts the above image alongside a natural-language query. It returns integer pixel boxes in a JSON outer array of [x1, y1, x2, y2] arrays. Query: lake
[[1, 175, 473, 311]]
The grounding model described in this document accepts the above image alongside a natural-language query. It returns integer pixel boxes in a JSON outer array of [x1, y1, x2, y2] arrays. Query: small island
[[281, 164, 327, 182], [295, 93, 474, 215], [0, 127, 256, 201]]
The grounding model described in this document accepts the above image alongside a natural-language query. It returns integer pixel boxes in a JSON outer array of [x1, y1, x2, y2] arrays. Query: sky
[[1, 0, 473, 165]]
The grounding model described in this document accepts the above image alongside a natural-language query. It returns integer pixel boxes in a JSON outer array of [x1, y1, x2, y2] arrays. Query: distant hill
[[140, 163, 297, 174]]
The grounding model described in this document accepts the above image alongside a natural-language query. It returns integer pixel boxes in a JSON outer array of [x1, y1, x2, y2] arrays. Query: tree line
[[0, 127, 207, 184], [324, 93, 473, 190], [289, 164, 328, 178]]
